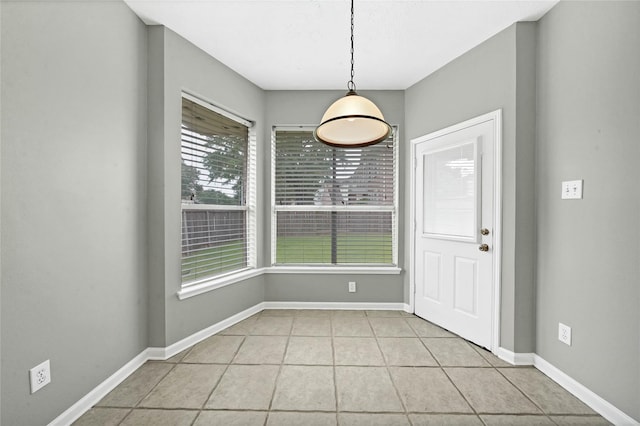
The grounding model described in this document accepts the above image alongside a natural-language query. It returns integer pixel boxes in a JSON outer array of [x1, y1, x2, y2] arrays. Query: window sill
[[265, 266, 402, 275], [177, 268, 265, 300]]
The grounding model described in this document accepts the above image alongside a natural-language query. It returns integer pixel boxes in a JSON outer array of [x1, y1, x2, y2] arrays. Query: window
[[181, 94, 256, 285], [272, 127, 397, 266]]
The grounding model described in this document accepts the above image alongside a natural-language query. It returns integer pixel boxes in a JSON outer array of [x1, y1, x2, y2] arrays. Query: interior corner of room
[[1, 0, 639, 425]]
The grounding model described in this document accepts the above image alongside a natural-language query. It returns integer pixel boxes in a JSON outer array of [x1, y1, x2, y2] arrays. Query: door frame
[[409, 109, 502, 352]]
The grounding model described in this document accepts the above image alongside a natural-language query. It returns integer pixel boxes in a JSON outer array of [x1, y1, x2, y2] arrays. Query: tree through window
[[272, 128, 397, 266]]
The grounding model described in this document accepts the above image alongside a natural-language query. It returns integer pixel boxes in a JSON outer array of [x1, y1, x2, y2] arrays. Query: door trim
[[409, 109, 502, 352]]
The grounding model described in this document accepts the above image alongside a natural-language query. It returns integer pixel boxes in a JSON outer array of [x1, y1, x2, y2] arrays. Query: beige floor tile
[[284, 336, 333, 365], [334, 337, 385, 366], [378, 338, 438, 366], [139, 364, 225, 409], [332, 310, 366, 318], [445, 368, 541, 414], [261, 309, 297, 316], [250, 316, 293, 335], [97, 362, 174, 407], [232, 335, 287, 364], [219, 317, 258, 335], [481, 415, 556, 425], [335, 366, 404, 412], [182, 335, 244, 364], [267, 412, 337, 426], [499, 368, 596, 415], [332, 318, 374, 337], [72, 408, 130, 426], [164, 349, 190, 363], [422, 338, 490, 367], [368, 318, 416, 337], [550, 416, 612, 425], [291, 317, 331, 336], [120, 409, 198, 426], [405, 318, 455, 337], [409, 414, 484, 426], [205, 365, 279, 410], [194, 410, 267, 426], [78, 310, 608, 426], [390, 367, 473, 413], [295, 309, 333, 318], [469, 345, 512, 367], [365, 310, 406, 317], [271, 365, 336, 411], [339, 413, 410, 426]]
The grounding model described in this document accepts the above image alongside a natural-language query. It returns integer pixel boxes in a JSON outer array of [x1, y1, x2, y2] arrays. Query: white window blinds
[[181, 95, 254, 284], [272, 128, 397, 266]]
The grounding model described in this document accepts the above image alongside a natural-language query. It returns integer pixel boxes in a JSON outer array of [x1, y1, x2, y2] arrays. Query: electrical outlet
[[348, 281, 356, 293], [30, 360, 51, 394], [561, 180, 583, 199], [558, 323, 572, 346]]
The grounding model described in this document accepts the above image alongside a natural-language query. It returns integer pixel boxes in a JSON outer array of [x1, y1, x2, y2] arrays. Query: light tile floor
[[74, 310, 610, 425]]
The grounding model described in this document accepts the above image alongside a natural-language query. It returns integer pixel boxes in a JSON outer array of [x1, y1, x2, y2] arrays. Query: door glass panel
[[423, 140, 478, 240]]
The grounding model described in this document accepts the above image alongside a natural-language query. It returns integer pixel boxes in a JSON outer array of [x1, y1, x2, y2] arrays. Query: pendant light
[[314, 0, 392, 148]]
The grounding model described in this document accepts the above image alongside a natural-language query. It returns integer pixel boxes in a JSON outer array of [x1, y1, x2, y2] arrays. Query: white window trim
[[265, 266, 402, 275], [180, 92, 257, 289], [270, 125, 399, 268], [177, 268, 265, 300]]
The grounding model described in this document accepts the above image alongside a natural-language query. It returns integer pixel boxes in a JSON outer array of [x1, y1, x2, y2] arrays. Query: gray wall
[[0, 0, 3, 421], [2, 0, 638, 423], [146, 27, 266, 347], [535, 1, 640, 420], [0, 2, 149, 424], [264, 90, 405, 303], [404, 23, 537, 352]]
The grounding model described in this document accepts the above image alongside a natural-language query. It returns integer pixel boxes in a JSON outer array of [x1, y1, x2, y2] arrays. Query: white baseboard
[[494, 348, 637, 425], [262, 301, 407, 311], [495, 347, 535, 365], [49, 303, 263, 426], [149, 303, 265, 360], [49, 350, 150, 426], [51, 303, 636, 426], [533, 355, 638, 426]]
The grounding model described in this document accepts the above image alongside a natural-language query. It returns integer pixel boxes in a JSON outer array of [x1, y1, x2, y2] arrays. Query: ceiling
[[124, 0, 558, 91]]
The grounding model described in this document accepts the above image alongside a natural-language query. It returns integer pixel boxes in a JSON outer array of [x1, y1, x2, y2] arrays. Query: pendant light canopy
[[314, 0, 392, 148]]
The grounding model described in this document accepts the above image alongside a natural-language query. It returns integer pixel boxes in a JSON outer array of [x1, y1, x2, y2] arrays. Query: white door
[[413, 115, 498, 349]]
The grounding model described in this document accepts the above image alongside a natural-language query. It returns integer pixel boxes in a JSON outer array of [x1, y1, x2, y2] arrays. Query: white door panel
[[413, 118, 496, 349]]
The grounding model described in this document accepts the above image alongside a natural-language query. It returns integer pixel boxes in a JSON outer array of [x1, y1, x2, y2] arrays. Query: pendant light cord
[[348, 0, 356, 92]]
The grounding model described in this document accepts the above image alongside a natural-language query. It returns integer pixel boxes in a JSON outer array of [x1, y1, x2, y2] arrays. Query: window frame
[[179, 92, 257, 294], [270, 125, 399, 270]]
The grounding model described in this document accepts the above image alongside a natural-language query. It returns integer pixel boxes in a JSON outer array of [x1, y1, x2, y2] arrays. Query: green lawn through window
[[276, 234, 392, 264], [182, 234, 393, 284]]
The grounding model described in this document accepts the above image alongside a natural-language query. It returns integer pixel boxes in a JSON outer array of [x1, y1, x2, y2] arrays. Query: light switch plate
[[561, 180, 583, 199]]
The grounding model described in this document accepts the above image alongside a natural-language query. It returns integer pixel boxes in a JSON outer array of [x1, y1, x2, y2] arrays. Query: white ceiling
[[124, 0, 557, 90]]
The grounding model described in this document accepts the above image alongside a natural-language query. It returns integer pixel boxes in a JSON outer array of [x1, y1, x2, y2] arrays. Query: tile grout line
[[82, 310, 609, 425], [330, 314, 340, 425], [197, 334, 247, 413], [439, 366, 483, 421], [115, 357, 181, 425], [265, 315, 294, 420], [494, 366, 552, 419], [373, 317, 409, 418], [412, 322, 485, 424]]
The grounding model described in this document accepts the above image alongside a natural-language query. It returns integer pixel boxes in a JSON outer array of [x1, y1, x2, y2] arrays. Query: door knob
[[479, 244, 489, 252], [481, 228, 490, 235]]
